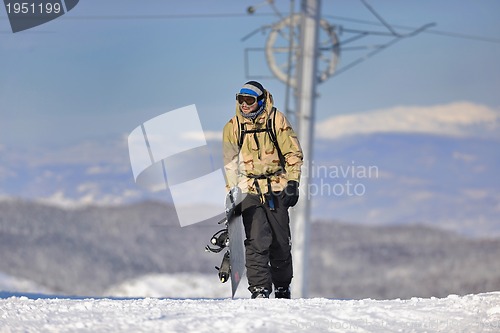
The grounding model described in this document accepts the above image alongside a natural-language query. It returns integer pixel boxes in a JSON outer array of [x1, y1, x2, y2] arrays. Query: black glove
[[282, 181, 299, 207]]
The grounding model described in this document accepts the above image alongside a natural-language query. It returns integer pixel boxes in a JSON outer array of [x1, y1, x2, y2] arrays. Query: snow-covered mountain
[[311, 133, 500, 236], [104, 273, 250, 299], [1, 200, 499, 300], [0, 272, 50, 295], [312, 101, 500, 236]]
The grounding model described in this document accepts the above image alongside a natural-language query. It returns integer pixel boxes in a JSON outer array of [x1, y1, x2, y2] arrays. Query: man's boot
[[250, 287, 270, 299], [274, 286, 291, 299]]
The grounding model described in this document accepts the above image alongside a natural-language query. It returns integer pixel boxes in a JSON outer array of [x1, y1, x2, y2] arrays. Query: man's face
[[240, 100, 259, 114]]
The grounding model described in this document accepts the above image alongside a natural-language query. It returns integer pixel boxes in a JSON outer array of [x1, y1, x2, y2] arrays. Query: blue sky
[[0, 1, 499, 232], [1, 0, 499, 150]]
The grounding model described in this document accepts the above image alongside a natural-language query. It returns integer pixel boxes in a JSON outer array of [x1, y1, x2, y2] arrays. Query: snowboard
[[226, 212, 245, 298], [206, 188, 246, 298]]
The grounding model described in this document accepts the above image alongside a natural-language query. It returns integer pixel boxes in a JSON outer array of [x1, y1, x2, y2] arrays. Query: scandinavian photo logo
[[303, 160, 379, 199]]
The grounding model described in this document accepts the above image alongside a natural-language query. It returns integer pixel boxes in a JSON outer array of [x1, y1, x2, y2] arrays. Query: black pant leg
[[241, 195, 273, 291], [266, 192, 293, 288]]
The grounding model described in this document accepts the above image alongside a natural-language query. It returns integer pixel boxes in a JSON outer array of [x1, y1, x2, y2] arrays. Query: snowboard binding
[[215, 251, 231, 283], [205, 228, 229, 253], [207, 229, 231, 283]]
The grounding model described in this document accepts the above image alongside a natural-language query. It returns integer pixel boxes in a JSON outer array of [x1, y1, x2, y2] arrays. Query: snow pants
[[241, 192, 293, 292]]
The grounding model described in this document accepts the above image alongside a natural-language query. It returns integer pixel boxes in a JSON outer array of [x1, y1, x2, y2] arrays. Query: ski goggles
[[236, 93, 259, 106]]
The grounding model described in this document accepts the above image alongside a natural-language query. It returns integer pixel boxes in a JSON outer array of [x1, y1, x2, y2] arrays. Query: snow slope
[[1, 292, 499, 332], [104, 273, 251, 299], [0, 273, 51, 295]]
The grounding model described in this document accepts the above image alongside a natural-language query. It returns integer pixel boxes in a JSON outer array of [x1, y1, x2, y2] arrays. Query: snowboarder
[[222, 81, 303, 299]]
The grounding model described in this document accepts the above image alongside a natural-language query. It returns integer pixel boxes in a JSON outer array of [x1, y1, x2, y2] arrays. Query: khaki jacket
[[223, 90, 303, 194]]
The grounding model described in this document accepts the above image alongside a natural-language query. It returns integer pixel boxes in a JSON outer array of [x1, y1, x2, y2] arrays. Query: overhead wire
[[94, 11, 499, 44], [325, 15, 500, 44]]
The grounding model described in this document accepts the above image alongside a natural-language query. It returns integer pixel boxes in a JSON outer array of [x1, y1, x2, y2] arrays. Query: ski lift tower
[[290, 0, 321, 299]]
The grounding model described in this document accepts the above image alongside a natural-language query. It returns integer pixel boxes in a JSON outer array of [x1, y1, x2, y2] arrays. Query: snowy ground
[[1, 292, 500, 332], [1, 273, 500, 332]]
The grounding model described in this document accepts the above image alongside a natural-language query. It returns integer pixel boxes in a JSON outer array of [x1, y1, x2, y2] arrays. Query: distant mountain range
[[1, 129, 498, 236], [0, 199, 499, 299], [311, 133, 500, 237]]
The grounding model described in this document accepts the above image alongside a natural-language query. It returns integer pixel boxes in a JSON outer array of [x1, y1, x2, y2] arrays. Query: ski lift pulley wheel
[[265, 13, 340, 88]]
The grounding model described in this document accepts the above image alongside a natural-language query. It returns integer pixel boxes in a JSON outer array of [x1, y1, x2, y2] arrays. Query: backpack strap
[[236, 116, 244, 149], [267, 107, 286, 171], [237, 107, 286, 172]]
